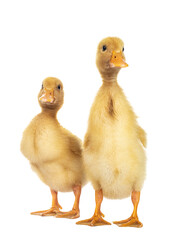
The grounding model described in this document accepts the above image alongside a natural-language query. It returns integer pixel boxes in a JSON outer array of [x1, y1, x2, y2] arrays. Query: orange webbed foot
[[113, 191, 143, 228], [31, 189, 63, 216], [76, 189, 111, 226], [31, 205, 62, 216], [113, 217, 143, 228], [56, 209, 80, 219], [76, 214, 111, 226]]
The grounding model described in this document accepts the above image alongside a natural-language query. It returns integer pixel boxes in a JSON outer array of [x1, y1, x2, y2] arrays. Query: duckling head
[[96, 37, 128, 81], [38, 77, 64, 112]]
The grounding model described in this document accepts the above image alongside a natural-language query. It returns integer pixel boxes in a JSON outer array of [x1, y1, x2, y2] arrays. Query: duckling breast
[[21, 115, 66, 164]]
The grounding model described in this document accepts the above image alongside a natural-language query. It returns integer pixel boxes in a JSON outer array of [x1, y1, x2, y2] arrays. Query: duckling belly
[[84, 132, 146, 199], [31, 159, 82, 192]]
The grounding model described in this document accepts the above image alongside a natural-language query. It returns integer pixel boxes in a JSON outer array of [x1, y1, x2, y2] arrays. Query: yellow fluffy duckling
[[21, 77, 85, 219], [77, 37, 146, 227]]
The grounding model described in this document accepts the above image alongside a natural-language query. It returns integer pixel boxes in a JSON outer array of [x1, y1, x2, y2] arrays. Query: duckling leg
[[113, 191, 143, 228], [31, 189, 62, 216], [76, 189, 111, 226], [56, 185, 81, 219]]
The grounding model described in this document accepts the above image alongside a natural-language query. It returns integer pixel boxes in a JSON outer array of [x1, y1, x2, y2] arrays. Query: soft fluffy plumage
[[21, 113, 85, 192], [84, 81, 146, 199], [21, 77, 85, 192]]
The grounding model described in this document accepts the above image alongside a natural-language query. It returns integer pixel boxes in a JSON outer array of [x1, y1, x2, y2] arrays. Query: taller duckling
[[77, 37, 146, 227], [21, 77, 85, 218]]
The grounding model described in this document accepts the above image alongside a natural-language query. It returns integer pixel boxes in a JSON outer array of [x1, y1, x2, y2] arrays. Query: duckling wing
[[68, 135, 82, 157], [137, 125, 147, 148]]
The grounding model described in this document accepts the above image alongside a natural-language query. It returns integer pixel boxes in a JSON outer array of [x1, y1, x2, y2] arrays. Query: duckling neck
[[101, 71, 119, 84], [102, 75, 118, 84], [100, 68, 120, 83], [41, 108, 57, 118]]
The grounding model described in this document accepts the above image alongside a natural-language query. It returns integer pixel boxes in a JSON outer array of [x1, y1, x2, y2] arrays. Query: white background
[[0, 0, 181, 239]]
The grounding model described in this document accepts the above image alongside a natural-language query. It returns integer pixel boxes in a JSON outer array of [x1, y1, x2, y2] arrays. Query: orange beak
[[39, 88, 55, 103], [110, 51, 128, 68]]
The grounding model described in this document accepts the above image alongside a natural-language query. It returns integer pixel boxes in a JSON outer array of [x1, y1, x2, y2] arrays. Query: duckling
[[21, 77, 85, 218], [77, 37, 146, 227]]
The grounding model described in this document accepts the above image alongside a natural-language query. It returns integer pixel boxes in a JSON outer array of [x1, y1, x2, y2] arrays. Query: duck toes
[[21, 77, 86, 218]]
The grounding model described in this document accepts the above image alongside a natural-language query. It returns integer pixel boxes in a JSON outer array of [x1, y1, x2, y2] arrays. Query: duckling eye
[[57, 85, 61, 90], [102, 45, 107, 52], [122, 47, 124, 52]]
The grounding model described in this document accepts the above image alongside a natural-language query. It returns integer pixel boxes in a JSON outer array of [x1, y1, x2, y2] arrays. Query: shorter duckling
[[21, 77, 85, 218]]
